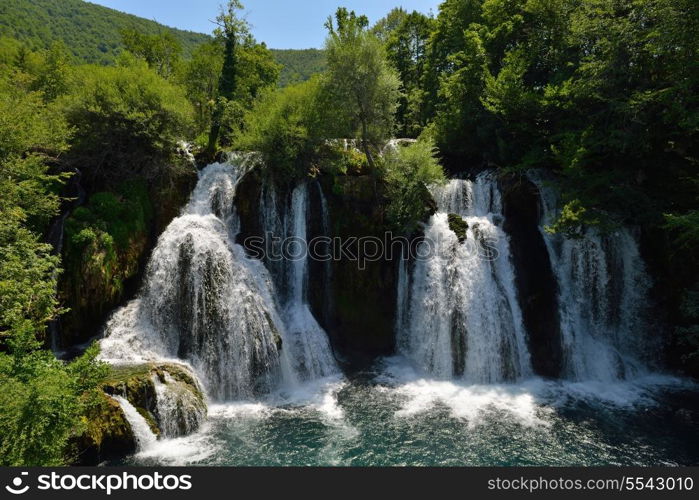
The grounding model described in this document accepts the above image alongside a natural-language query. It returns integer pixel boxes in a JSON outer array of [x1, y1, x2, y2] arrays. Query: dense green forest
[[272, 48, 327, 86], [0, 0, 325, 85], [0, 0, 697, 465], [0, 0, 209, 62]]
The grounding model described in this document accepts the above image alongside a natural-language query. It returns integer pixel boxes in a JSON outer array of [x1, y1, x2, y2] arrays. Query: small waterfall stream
[[152, 373, 206, 438], [259, 182, 339, 381], [112, 396, 157, 451], [530, 173, 654, 381], [396, 174, 532, 382]]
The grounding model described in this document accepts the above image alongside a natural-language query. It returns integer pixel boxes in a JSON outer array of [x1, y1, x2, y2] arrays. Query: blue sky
[[89, 0, 441, 49]]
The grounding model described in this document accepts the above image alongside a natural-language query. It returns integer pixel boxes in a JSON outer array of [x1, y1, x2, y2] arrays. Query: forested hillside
[[0, 0, 209, 63], [0, 0, 325, 84], [271, 49, 326, 86]]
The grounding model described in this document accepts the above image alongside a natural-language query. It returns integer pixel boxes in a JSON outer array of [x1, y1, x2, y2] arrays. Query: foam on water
[[378, 356, 692, 429], [134, 423, 220, 466]]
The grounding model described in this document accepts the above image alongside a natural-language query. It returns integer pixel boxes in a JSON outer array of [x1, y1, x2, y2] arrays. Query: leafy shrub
[[384, 139, 445, 233], [59, 60, 194, 184], [0, 343, 108, 466], [236, 78, 324, 183]]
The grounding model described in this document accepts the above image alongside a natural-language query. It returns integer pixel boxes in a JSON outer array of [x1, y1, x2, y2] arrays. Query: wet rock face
[[317, 175, 398, 359], [500, 174, 563, 378], [101, 363, 207, 445], [72, 392, 136, 465], [234, 168, 265, 251]]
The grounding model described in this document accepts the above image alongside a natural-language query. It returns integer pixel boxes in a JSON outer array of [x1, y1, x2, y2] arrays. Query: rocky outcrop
[[500, 173, 563, 378], [447, 213, 468, 242], [72, 392, 135, 465], [152, 165, 199, 237], [102, 362, 206, 440]]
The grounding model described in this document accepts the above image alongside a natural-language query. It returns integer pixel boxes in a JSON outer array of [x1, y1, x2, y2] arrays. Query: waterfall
[[112, 395, 157, 451], [101, 154, 339, 404], [101, 155, 288, 400], [397, 174, 532, 382], [317, 183, 334, 325], [257, 181, 339, 381], [530, 173, 654, 381], [152, 373, 207, 438], [279, 184, 339, 380]]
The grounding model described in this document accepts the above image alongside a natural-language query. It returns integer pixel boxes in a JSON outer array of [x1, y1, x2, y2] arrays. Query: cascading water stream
[[529, 173, 654, 381], [258, 182, 339, 381], [101, 155, 306, 400], [396, 174, 532, 382], [112, 395, 157, 451], [152, 373, 207, 438]]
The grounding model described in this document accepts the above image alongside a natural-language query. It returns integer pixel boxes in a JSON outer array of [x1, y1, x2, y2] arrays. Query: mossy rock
[[103, 362, 206, 439], [448, 213, 468, 242], [71, 392, 135, 465]]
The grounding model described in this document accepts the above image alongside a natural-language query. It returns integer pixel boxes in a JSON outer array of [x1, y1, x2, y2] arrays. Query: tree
[[324, 7, 401, 170], [182, 41, 223, 136], [218, 37, 280, 146], [236, 78, 325, 182], [385, 11, 435, 136], [120, 29, 183, 79], [34, 41, 70, 101], [421, 0, 484, 122], [385, 139, 445, 234], [207, 0, 249, 155], [371, 7, 408, 42], [60, 61, 193, 184]]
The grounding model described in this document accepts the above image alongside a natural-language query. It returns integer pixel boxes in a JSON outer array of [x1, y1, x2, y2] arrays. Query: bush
[[384, 139, 445, 233], [0, 343, 108, 466], [236, 78, 324, 183], [59, 60, 194, 184]]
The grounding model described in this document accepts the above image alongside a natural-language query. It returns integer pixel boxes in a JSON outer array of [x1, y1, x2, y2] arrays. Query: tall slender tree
[[207, 0, 249, 155]]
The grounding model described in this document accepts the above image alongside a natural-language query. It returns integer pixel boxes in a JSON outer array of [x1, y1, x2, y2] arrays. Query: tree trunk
[[360, 118, 376, 171]]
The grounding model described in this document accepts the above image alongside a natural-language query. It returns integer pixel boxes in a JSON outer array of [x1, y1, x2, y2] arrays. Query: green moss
[[448, 213, 468, 242], [60, 179, 154, 344], [72, 392, 135, 464]]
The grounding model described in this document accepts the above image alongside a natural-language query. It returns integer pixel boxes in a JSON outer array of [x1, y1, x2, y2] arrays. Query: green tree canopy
[[324, 7, 401, 169]]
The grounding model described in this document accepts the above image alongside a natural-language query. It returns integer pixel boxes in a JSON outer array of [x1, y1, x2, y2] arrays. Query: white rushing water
[[100, 155, 337, 401], [396, 174, 532, 382], [259, 182, 339, 382], [112, 395, 157, 451], [530, 173, 654, 381], [153, 373, 207, 438]]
